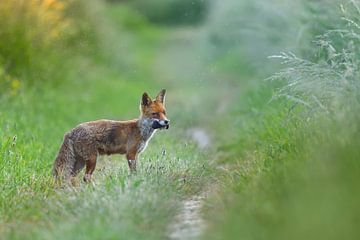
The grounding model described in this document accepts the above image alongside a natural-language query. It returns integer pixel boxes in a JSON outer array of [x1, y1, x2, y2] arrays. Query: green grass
[[2, 0, 360, 239], [0, 50, 209, 239], [0, 57, 213, 239], [201, 1, 360, 239], [0, 2, 214, 239], [203, 81, 360, 239]]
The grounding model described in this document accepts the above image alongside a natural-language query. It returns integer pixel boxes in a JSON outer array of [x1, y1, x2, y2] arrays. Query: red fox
[[53, 89, 170, 182]]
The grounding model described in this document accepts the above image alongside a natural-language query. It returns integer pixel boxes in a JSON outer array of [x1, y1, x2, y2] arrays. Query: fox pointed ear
[[156, 89, 166, 105], [141, 92, 152, 106]]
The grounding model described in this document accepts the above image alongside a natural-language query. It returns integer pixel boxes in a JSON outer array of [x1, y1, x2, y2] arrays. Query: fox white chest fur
[[137, 119, 157, 154]]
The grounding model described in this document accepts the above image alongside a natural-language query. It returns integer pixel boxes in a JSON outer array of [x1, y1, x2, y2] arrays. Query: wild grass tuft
[[269, 1, 360, 115]]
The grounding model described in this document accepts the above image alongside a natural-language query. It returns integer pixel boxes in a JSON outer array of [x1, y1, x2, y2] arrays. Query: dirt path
[[186, 128, 211, 149], [154, 27, 236, 240], [168, 127, 210, 240], [168, 194, 207, 240]]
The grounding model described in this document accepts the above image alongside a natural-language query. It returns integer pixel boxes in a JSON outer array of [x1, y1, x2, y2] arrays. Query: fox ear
[[156, 89, 166, 104], [141, 92, 152, 106]]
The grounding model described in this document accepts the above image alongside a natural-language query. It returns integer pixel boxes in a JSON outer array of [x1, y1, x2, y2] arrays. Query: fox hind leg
[[71, 158, 85, 177]]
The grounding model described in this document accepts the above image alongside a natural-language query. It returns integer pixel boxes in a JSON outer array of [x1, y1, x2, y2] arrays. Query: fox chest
[[137, 128, 156, 154], [137, 139, 149, 154]]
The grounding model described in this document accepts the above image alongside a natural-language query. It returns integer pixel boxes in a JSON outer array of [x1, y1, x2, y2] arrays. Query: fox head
[[140, 89, 170, 129]]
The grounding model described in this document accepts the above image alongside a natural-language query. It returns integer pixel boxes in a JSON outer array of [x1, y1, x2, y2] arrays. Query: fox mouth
[[152, 120, 170, 130]]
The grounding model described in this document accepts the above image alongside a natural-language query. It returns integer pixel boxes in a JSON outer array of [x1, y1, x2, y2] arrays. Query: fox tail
[[53, 133, 76, 181]]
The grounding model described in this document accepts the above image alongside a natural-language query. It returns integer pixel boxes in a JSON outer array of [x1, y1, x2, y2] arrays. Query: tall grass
[[204, 1, 360, 240], [270, 1, 360, 114]]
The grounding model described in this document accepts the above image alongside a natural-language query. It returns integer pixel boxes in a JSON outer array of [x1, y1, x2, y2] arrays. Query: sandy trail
[[168, 194, 207, 240], [187, 128, 211, 149], [167, 128, 210, 240]]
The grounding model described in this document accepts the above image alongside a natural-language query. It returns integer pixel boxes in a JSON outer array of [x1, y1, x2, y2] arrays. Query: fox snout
[[160, 119, 170, 129], [152, 119, 170, 129]]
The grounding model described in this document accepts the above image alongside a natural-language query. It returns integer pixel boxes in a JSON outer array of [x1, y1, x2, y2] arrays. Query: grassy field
[[1, 0, 360, 239], [0, 2, 214, 239]]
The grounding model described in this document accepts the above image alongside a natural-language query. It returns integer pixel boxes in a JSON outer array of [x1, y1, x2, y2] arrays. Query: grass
[[201, 1, 360, 239], [2, 0, 360, 239], [0, 56, 212, 239], [0, 2, 214, 239]]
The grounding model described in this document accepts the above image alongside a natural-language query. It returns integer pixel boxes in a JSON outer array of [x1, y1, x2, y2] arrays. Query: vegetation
[[203, 1, 360, 240], [113, 0, 210, 25], [1, 0, 359, 239], [0, 1, 211, 239]]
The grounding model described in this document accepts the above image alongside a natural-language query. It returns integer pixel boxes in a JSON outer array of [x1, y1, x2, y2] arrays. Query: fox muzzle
[[152, 119, 170, 129]]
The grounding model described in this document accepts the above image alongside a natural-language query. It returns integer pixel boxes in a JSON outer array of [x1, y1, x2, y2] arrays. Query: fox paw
[[83, 174, 92, 182]]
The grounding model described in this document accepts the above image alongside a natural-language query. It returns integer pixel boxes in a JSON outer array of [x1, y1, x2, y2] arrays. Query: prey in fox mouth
[[152, 119, 170, 129]]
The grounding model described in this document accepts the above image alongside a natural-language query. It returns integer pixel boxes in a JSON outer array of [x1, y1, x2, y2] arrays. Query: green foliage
[[128, 0, 210, 26], [203, 1, 360, 240], [0, 0, 113, 92], [0, 0, 69, 86]]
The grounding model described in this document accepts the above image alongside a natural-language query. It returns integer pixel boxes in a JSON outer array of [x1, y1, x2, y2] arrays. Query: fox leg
[[83, 153, 98, 182], [71, 158, 85, 177], [126, 151, 138, 172]]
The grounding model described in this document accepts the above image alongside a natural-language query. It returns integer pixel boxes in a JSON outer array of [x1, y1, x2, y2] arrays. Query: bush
[[0, 0, 109, 93], [0, 0, 72, 86]]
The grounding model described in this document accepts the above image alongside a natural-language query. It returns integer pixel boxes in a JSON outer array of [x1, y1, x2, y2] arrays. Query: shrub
[[0, 0, 72, 86], [0, 0, 110, 92]]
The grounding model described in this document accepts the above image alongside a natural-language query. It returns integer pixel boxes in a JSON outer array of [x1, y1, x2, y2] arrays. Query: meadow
[[1, 0, 359, 239]]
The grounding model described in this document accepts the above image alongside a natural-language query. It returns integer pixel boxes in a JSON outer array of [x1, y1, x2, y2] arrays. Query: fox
[[53, 89, 170, 182]]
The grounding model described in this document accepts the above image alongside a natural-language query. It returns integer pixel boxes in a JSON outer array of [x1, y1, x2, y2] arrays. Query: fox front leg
[[126, 151, 138, 173]]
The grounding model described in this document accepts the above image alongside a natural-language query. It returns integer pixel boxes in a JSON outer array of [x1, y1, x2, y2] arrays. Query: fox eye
[[152, 112, 159, 117]]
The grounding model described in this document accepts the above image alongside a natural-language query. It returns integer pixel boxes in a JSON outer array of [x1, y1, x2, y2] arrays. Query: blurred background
[[1, 0, 360, 239]]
